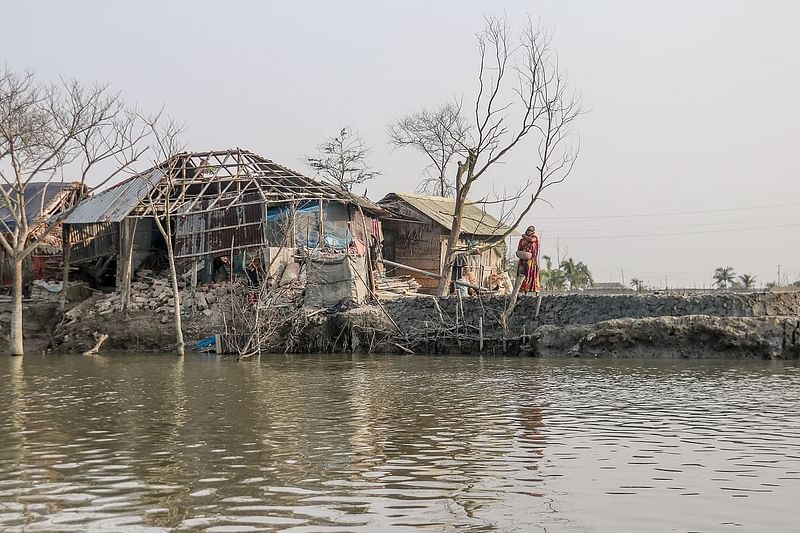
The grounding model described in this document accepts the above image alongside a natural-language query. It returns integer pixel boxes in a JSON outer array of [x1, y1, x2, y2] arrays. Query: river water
[[1, 354, 798, 532]]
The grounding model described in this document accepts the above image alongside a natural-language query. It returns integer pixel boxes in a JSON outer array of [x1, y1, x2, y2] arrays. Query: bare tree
[[307, 127, 380, 192], [388, 103, 468, 197], [0, 66, 147, 355], [140, 116, 186, 356], [389, 16, 581, 296]]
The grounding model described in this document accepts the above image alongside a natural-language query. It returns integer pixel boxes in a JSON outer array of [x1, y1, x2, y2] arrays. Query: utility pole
[[777, 265, 781, 286]]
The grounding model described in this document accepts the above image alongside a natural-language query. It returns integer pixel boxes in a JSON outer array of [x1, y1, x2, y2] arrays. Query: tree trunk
[[10, 256, 24, 356], [436, 198, 465, 297], [436, 160, 473, 297], [60, 228, 71, 313], [166, 242, 185, 357], [436, 183, 473, 296], [119, 218, 138, 311]]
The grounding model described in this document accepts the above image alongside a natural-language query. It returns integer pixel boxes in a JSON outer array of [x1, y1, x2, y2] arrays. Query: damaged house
[[0, 181, 87, 286], [378, 192, 513, 293], [62, 149, 385, 305]]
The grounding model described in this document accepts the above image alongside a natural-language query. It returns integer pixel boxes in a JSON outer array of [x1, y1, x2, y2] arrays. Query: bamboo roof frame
[[113, 148, 375, 220]]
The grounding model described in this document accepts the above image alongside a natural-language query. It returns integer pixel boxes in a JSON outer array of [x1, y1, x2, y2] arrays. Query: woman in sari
[[517, 225, 540, 294]]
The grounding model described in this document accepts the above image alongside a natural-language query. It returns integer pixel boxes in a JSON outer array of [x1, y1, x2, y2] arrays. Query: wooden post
[[60, 225, 72, 312], [479, 316, 484, 352], [455, 292, 461, 348], [318, 199, 325, 249], [356, 205, 376, 300], [534, 292, 543, 322], [229, 235, 235, 283], [190, 260, 198, 288], [506, 274, 524, 316], [120, 218, 138, 311]]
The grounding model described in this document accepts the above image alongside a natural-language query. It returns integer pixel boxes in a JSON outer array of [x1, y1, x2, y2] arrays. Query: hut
[[0, 181, 87, 285], [62, 149, 386, 295], [378, 192, 513, 292]]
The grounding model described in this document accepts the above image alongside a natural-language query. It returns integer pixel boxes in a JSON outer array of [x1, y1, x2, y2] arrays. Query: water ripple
[[0, 355, 798, 531]]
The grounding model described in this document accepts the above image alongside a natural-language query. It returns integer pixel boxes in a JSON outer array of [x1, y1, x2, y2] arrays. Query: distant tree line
[[712, 266, 800, 290]]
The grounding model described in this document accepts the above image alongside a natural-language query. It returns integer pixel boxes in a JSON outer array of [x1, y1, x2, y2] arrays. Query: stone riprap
[[344, 292, 800, 358], [384, 292, 800, 329]]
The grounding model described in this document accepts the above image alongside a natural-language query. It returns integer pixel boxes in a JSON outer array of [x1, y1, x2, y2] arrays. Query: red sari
[[517, 234, 540, 293]]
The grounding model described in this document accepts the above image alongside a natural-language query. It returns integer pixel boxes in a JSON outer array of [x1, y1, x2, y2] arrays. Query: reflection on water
[[1, 355, 799, 532]]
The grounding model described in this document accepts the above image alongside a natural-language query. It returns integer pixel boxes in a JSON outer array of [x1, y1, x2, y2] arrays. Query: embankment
[[42, 289, 800, 358], [316, 291, 800, 358]]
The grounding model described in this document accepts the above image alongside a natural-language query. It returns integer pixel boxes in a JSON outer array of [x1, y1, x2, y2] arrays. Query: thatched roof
[[378, 192, 515, 237]]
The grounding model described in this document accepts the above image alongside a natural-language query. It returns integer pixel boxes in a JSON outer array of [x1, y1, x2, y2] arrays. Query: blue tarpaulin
[[266, 202, 352, 249]]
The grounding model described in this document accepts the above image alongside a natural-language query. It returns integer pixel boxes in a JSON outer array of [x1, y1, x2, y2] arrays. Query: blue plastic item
[[194, 336, 216, 351]]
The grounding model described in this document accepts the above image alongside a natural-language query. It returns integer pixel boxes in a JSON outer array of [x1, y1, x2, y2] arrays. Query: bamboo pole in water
[[479, 317, 484, 351]]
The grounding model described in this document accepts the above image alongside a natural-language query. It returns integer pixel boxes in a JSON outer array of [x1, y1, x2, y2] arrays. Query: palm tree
[[560, 258, 593, 289], [629, 278, 644, 292], [538, 255, 564, 290], [713, 266, 736, 289], [578, 262, 594, 288], [738, 273, 757, 289], [542, 268, 567, 290], [559, 258, 579, 289]]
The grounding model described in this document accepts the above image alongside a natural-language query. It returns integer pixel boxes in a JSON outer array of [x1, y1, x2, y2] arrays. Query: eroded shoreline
[[19, 289, 799, 359]]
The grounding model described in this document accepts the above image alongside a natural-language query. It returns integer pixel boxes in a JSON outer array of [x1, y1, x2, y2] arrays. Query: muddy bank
[[273, 291, 800, 358], [0, 301, 62, 354], [532, 315, 800, 359], [383, 291, 800, 329], [37, 289, 800, 358], [315, 294, 800, 359]]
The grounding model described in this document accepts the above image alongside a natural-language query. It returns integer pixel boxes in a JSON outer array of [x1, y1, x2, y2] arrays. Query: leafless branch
[[388, 102, 468, 197], [388, 15, 582, 296], [307, 126, 380, 192], [0, 64, 160, 354]]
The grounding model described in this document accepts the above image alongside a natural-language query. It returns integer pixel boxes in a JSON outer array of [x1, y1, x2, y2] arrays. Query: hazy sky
[[4, 0, 799, 287]]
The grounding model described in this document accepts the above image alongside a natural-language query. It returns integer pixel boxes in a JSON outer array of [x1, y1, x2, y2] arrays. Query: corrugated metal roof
[[1, 182, 82, 231], [379, 192, 515, 237], [63, 170, 161, 224]]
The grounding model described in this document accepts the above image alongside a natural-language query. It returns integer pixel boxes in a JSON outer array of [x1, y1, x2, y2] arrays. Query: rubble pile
[[73, 275, 233, 324], [30, 282, 64, 303], [73, 267, 311, 326]]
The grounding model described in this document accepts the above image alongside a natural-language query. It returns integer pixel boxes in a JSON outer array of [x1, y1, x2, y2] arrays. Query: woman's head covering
[[526, 225, 536, 234]]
